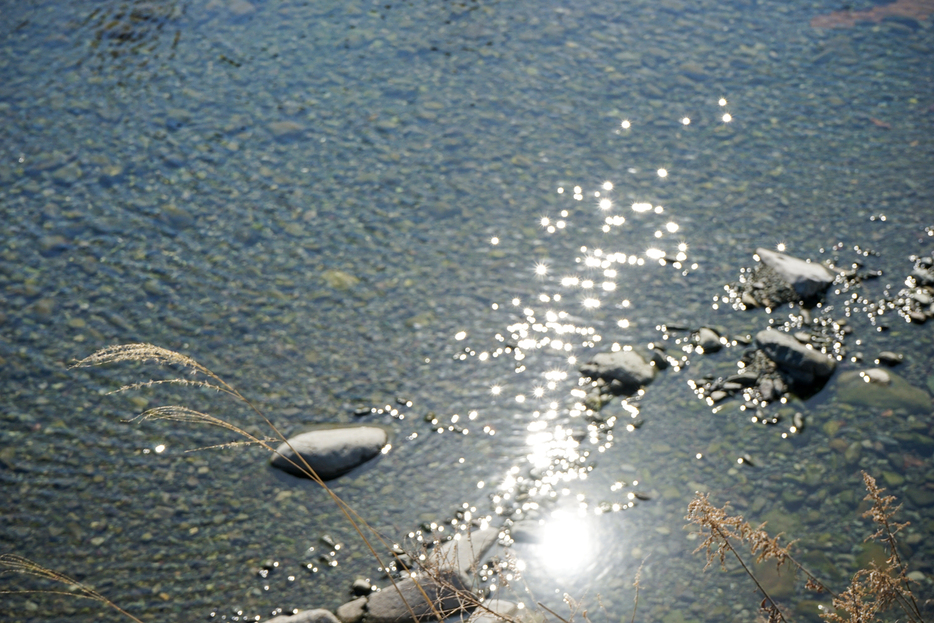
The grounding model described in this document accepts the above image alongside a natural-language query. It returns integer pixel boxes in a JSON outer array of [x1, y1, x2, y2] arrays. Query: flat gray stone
[[755, 329, 836, 380], [755, 248, 835, 300], [270, 426, 388, 480], [268, 609, 341, 623], [579, 350, 655, 394]]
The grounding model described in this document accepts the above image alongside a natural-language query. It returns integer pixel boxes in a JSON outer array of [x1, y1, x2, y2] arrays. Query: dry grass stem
[[0, 554, 145, 623]]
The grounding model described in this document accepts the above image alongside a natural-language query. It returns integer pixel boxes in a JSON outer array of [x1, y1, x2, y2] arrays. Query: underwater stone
[[270, 426, 388, 480], [835, 369, 932, 413]]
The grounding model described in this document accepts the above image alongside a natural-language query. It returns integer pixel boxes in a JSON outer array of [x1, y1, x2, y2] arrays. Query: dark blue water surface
[[1, 0, 933, 621]]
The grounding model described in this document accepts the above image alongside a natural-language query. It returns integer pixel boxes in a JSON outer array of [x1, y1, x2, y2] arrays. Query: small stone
[[696, 327, 722, 352], [351, 578, 372, 596], [908, 310, 926, 324], [905, 486, 934, 507], [881, 471, 905, 487], [322, 269, 360, 290], [793, 332, 811, 343], [844, 441, 861, 464], [709, 390, 728, 402]]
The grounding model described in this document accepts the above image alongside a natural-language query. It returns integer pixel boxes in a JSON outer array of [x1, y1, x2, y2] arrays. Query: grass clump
[[686, 471, 927, 623]]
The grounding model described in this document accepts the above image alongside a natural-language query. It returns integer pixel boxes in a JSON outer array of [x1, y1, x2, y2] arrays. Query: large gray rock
[[268, 609, 341, 623], [364, 528, 499, 623], [755, 329, 836, 384], [756, 248, 835, 300], [579, 350, 655, 394], [270, 426, 389, 480]]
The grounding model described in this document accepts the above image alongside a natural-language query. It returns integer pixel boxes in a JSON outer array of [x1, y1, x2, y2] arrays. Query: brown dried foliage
[[687, 471, 927, 623]]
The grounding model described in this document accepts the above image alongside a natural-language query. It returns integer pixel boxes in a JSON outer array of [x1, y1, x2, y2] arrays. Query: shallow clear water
[[1, 0, 933, 622]]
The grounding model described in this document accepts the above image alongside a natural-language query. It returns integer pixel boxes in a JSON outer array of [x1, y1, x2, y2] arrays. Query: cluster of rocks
[[895, 255, 934, 324], [268, 528, 528, 623], [581, 247, 931, 422], [693, 329, 837, 416]]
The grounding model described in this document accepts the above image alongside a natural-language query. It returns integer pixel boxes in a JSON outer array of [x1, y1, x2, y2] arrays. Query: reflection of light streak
[[602, 181, 613, 191], [645, 248, 666, 260], [722, 113, 732, 123], [666, 222, 679, 233], [632, 202, 652, 212], [582, 297, 600, 309], [534, 261, 549, 277], [657, 168, 668, 178], [621, 120, 630, 129], [598, 198, 612, 210]]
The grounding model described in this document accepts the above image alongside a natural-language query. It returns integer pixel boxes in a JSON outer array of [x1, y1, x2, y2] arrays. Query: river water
[[1, 0, 933, 622]]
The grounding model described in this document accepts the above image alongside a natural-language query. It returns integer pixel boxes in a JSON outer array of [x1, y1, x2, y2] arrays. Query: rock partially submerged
[[362, 528, 499, 623], [836, 368, 932, 413], [755, 329, 836, 385], [739, 248, 835, 307], [270, 426, 389, 480], [579, 350, 656, 396]]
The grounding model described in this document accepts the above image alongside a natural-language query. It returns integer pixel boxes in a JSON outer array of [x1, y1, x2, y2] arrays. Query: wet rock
[[268, 609, 341, 623], [755, 329, 836, 385], [696, 327, 722, 353], [876, 351, 903, 366], [270, 426, 389, 480], [836, 369, 932, 414], [352, 578, 373, 596], [579, 350, 655, 396], [336, 598, 367, 623], [755, 248, 835, 300]]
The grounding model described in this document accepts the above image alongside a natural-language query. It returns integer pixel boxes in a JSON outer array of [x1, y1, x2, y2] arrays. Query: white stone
[[756, 248, 834, 299], [270, 426, 388, 480]]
